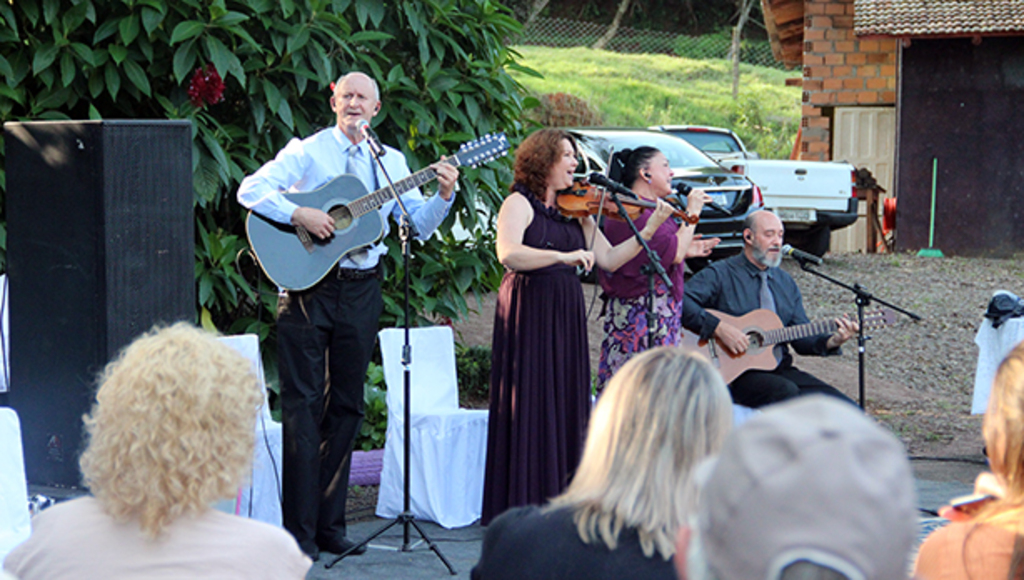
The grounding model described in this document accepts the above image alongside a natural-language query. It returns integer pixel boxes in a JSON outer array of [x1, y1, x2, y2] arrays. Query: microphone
[[674, 183, 731, 215], [588, 172, 637, 198], [355, 119, 386, 157], [781, 243, 823, 265]]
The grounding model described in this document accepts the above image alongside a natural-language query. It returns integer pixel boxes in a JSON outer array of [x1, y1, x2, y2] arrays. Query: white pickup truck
[[650, 125, 859, 257]]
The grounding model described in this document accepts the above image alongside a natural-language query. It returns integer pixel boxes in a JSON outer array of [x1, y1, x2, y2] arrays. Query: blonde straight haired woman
[[472, 347, 733, 580], [916, 341, 1024, 580], [4, 323, 310, 579]]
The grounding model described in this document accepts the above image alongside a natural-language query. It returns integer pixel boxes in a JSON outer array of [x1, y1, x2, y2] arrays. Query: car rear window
[[574, 131, 713, 170], [667, 130, 742, 154]]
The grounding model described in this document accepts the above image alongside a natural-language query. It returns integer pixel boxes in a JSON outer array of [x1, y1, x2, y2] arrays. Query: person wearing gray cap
[[676, 395, 918, 580]]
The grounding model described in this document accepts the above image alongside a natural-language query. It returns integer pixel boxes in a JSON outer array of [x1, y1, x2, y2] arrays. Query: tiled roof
[[855, 0, 1024, 37]]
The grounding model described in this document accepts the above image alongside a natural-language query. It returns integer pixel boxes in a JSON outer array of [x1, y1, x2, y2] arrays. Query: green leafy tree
[[0, 0, 527, 381]]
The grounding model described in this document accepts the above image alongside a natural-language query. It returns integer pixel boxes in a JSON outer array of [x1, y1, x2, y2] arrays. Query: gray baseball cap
[[695, 395, 917, 580]]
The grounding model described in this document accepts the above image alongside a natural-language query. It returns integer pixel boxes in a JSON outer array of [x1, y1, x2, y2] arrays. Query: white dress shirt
[[237, 126, 454, 270]]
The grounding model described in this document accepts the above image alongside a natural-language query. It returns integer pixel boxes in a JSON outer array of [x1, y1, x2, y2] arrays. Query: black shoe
[[318, 536, 367, 556], [299, 542, 320, 562]]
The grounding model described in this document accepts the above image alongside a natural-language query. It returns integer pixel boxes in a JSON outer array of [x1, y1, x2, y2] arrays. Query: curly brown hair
[[512, 128, 577, 200]]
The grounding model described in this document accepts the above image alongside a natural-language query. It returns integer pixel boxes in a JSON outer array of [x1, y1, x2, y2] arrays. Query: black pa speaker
[[4, 120, 195, 486]]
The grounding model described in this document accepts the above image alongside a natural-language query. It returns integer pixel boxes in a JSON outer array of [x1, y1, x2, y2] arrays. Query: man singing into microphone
[[237, 72, 459, 560], [682, 210, 858, 408]]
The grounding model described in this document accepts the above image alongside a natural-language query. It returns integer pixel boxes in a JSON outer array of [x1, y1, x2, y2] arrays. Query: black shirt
[[682, 253, 837, 366], [472, 506, 676, 580]]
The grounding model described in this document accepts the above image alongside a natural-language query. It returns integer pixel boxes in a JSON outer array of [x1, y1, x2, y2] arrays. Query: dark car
[[564, 128, 763, 262]]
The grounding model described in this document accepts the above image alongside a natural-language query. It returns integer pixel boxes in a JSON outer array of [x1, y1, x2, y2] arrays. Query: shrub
[[456, 343, 491, 407], [356, 361, 387, 451], [527, 92, 603, 127], [0, 0, 525, 371]]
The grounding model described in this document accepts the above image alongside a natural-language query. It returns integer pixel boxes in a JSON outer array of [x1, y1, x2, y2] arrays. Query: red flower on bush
[[188, 64, 225, 108]]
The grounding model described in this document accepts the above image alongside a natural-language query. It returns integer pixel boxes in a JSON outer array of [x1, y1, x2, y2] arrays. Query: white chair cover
[[0, 275, 9, 393], [375, 326, 488, 528], [973, 295, 1024, 414], [217, 334, 283, 527], [0, 407, 30, 565]]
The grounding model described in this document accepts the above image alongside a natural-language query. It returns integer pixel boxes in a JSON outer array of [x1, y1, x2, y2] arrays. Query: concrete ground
[[304, 456, 986, 579]]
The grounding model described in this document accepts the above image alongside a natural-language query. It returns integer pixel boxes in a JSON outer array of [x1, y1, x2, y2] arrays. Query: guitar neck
[[348, 157, 461, 218], [763, 319, 837, 346]]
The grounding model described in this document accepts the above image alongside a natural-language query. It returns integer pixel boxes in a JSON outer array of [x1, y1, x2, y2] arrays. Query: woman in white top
[[4, 323, 310, 580]]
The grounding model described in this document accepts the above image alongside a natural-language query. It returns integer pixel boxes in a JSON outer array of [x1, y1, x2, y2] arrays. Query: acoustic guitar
[[245, 132, 509, 290], [680, 308, 897, 384]]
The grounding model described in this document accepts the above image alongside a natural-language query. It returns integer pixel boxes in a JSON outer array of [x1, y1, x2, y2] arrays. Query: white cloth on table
[[0, 407, 30, 566], [217, 335, 283, 527], [0, 275, 8, 393], [973, 311, 1024, 414]]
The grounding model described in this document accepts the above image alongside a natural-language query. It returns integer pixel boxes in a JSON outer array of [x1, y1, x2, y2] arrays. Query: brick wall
[[799, 0, 897, 160]]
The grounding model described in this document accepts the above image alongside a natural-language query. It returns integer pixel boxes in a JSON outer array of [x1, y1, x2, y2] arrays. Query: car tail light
[[752, 184, 764, 207], [730, 164, 745, 175], [850, 169, 857, 196]]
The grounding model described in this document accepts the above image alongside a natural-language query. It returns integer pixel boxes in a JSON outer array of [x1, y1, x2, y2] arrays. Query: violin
[[555, 180, 694, 222]]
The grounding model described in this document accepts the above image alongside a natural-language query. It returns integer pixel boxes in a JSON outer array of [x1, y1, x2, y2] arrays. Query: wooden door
[[830, 106, 896, 253]]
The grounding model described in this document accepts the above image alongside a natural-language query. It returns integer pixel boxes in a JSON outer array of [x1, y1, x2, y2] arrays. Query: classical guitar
[[680, 308, 897, 384], [246, 132, 509, 290]]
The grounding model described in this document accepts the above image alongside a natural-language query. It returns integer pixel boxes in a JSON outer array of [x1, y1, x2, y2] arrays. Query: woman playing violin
[[596, 146, 720, 390], [482, 130, 674, 525]]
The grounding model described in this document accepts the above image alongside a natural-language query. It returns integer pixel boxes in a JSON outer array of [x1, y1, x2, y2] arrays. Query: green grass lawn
[[508, 45, 803, 159]]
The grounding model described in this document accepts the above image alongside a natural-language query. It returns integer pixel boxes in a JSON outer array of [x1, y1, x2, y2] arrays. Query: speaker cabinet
[[4, 120, 195, 486]]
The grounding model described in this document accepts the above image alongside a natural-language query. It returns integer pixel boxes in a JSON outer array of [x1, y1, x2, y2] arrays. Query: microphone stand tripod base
[[325, 512, 457, 575]]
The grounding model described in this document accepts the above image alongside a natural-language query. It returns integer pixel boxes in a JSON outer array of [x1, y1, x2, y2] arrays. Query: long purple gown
[[481, 191, 591, 525]]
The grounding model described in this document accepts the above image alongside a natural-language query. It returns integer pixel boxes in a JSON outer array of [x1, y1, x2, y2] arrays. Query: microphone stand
[[327, 139, 455, 575], [791, 257, 921, 409], [604, 188, 672, 348]]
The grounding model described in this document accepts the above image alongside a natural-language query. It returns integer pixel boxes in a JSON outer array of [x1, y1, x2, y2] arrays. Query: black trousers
[[728, 360, 856, 408], [277, 273, 383, 551]]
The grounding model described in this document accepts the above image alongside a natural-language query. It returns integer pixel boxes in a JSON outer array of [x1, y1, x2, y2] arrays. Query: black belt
[[335, 264, 381, 281]]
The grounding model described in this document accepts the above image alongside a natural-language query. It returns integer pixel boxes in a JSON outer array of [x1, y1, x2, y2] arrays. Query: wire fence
[[517, 17, 785, 70]]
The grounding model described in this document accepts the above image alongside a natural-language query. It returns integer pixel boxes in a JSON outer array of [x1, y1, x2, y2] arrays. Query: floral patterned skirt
[[596, 285, 682, 392]]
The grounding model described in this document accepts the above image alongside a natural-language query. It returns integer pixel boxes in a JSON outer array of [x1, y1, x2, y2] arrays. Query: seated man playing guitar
[[681, 210, 858, 408]]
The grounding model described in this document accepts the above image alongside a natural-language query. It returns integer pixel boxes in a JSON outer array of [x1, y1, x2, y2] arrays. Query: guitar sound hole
[[329, 206, 352, 231], [747, 331, 765, 349]]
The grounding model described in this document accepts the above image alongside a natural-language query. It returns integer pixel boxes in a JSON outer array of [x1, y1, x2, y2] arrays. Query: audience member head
[[79, 323, 263, 538], [550, 347, 733, 560], [680, 395, 916, 580], [512, 128, 577, 199], [981, 341, 1024, 512]]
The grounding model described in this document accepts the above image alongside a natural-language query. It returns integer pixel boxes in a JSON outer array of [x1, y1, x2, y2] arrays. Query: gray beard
[[753, 246, 782, 268]]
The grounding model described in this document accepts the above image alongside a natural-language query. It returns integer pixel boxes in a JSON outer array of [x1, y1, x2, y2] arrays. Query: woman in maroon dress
[[481, 129, 673, 525]]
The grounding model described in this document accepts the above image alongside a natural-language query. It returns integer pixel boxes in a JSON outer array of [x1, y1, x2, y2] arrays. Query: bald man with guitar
[[681, 210, 862, 408]]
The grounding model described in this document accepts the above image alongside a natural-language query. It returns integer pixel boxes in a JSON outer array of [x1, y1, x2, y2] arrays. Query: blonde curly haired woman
[[4, 323, 310, 579], [473, 347, 733, 580]]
